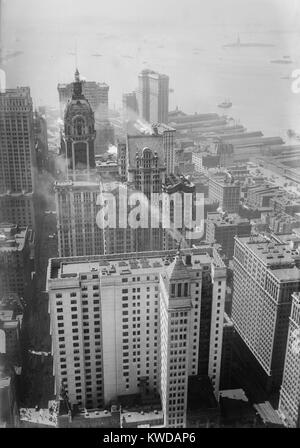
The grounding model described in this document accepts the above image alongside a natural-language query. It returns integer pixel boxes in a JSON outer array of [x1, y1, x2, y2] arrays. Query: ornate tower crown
[[61, 68, 96, 176]]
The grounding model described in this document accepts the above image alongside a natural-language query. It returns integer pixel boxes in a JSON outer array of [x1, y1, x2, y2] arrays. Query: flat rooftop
[[220, 389, 248, 402], [54, 180, 99, 189], [0, 224, 28, 252], [209, 174, 240, 187], [48, 247, 225, 281], [253, 402, 283, 426], [236, 234, 300, 280], [122, 409, 163, 424], [207, 213, 250, 227]]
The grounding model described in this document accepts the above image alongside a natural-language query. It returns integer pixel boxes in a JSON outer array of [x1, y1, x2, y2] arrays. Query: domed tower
[[62, 69, 96, 175]]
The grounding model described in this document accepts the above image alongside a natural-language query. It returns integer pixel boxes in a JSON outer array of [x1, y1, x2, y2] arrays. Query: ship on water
[[223, 34, 275, 48], [0, 49, 23, 63], [271, 56, 293, 64], [218, 99, 232, 109]]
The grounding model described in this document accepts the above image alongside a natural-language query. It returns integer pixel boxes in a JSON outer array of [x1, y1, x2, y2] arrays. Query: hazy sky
[[1, 0, 300, 131], [3, 0, 300, 30]]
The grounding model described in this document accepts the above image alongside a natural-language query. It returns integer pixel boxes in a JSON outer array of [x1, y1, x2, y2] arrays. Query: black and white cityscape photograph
[[1, 0, 300, 434]]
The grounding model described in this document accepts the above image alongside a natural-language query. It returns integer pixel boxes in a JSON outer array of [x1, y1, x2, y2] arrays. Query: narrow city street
[[19, 172, 58, 409]]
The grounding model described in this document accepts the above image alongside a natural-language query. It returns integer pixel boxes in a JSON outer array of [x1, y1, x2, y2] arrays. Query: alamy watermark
[[0, 68, 6, 93], [95, 185, 205, 240]]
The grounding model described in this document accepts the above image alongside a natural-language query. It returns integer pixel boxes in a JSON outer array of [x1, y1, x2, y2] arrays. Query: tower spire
[[75, 67, 80, 82], [72, 68, 83, 99], [176, 237, 183, 257]]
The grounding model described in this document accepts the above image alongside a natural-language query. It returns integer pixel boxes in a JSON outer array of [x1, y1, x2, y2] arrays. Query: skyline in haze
[[1, 0, 300, 138]]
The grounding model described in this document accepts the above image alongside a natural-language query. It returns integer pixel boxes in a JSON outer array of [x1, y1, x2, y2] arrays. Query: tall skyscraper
[[55, 70, 104, 258], [58, 76, 113, 154], [117, 124, 193, 252], [34, 109, 49, 171], [278, 291, 300, 427], [56, 91, 184, 258], [0, 87, 37, 229], [0, 224, 34, 303], [208, 173, 241, 214], [55, 179, 104, 258], [137, 69, 169, 125], [232, 233, 300, 392], [206, 212, 251, 260], [47, 246, 226, 428], [122, 122, 176, 179], [122, 92, 139, 122], [60, 69, 96, 176]]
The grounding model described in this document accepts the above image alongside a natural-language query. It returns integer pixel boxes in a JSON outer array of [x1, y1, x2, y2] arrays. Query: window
[[178, 284, 182, 297], [184, 283, 188, 296]]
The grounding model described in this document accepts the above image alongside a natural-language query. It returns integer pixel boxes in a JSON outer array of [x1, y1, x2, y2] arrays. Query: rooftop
[[163, 173, 195, 193], [54, 179, 100, 190], [272, 195, 300, 206], [209, 173, 240, 187], [253, 402, 283, 426], [0, 224, 29, 253], [220, 389, 248, 402], [207, 212, 250, 227], [122, 409, 163, 424], [0, 297, 24, 327], [47, 247, 225, 282], [236, 234, 300, 280]]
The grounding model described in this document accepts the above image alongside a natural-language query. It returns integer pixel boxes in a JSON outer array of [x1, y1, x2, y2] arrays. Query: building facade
[[58, 75, 113, 155], [122, 92, 139, 122], [56, 71, 103, 258], [60, 69, 96, 176], [47, 246, 226, 428], [278, 292, 300, 427], [0, 296, 24, 368], [34, 109, 49, 171], [0, 223, 34, 303], [0, 354, 20, 428], [0, 87, 37, 229], [55, 179, 104, 258], [206, 212, 251, 260], [232, 233, 300, 391], [208, 174, 241, 214], [123, 123, 176, 177], [137, 69, 169, 125]]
